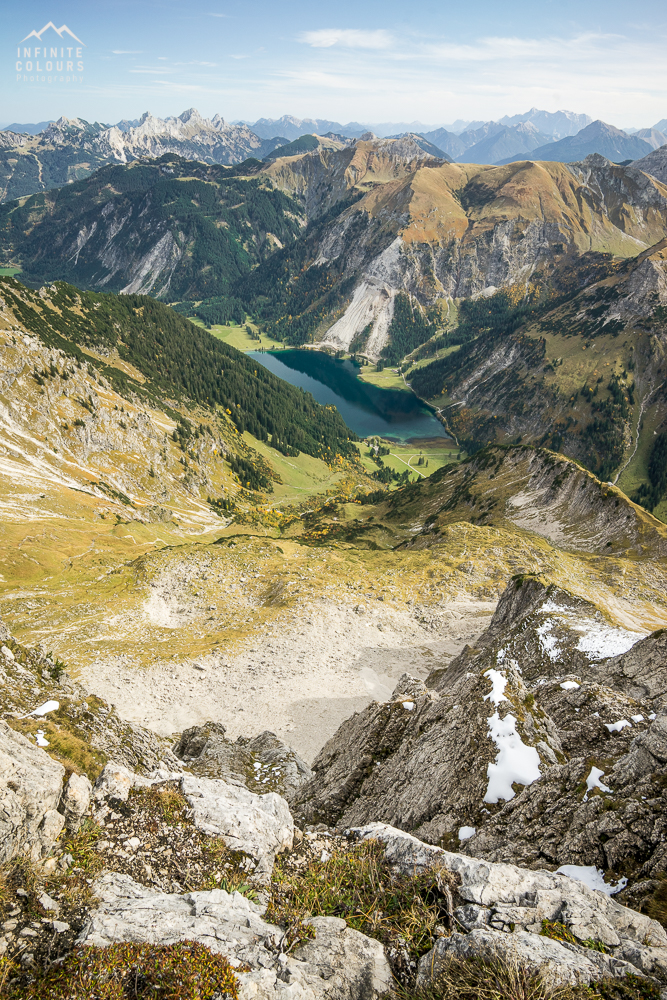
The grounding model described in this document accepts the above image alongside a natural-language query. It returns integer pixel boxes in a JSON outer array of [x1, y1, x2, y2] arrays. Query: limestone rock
[[61, 772, 92, 833], [0, 719, 65, 862], [180, 775, 294, 875], [417, 928, 632, 986], [292, 576, 662, 876], [79, 872, 392, 1000], [174, 723, 313, 798], [355, 824, 667, 983], [93, 762, 139, 804]]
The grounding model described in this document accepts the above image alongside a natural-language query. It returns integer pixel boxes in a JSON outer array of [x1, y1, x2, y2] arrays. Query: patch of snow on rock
[[584, 766, 611, 801], [556, 864, 628, 896], [458, 826, 476, 840], [560, 680, 580, 690], [484, 712, 542, 803], [574, 622, 644, 660], [605, 719, 631, 733], [483, 669, 508, 706], [536, 620, 561, 660], [23, 700, 59, 718]]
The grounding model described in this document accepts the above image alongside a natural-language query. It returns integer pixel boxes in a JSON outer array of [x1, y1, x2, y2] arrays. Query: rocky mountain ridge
[[0, 109, 286, 204]]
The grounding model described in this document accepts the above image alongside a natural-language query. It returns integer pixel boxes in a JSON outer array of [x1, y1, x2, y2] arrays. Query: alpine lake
[[248, 349, 459, 477]]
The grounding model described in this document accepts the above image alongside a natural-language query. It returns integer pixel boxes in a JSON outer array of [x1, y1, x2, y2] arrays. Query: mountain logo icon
[[20, 22, 85, 46]]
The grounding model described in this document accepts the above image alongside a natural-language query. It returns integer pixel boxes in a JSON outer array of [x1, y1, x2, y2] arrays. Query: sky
[[2, 0, 667, 129]]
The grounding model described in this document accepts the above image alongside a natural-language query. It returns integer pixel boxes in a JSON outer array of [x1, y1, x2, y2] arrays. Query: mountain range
[[3, 87, 667, 999], [3, 129, 667, 515]]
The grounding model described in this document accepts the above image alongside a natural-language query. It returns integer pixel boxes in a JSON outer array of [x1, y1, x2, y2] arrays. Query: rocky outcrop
[[180, 775, 294, 878], [292, 574, 667, 879], [356, 824, 667, 984], [0, 720, 65, 862], [0, 109, 285, 203], [79, 871, 393, 1000], [174, 722, 313, 797]]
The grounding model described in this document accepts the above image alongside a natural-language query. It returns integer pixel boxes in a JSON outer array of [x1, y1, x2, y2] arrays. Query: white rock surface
[[354, 823, 667, 981], [61, 772, 92, 832], [180, 775, 293, 875], [417, 928, 633, 986], [0, 719, 64, 862], [80, 873, 392, 1000]]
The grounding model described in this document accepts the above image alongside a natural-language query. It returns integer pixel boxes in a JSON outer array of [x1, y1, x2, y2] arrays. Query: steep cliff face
[[252, 152, 667, 358], [408, 240, 667, 501], [0, 158, 306, 298], [292, 571, 667, 896]]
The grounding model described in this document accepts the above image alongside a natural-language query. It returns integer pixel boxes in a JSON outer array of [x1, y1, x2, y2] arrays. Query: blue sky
[[3, 0, 666, 128]]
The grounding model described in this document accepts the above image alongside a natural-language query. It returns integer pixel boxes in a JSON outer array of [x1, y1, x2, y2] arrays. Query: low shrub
[[267, 838, 457, 979], [6, 941, 240, 999]]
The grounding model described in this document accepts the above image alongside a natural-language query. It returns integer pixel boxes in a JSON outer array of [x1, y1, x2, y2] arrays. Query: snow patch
[[23, 700, 59, 718], [556, 865, 627, 896], [575, 623, 644, 660], [560, 680, 580, 691], [458, 826, 476, 841], [536, 620, 561, 661], [483, 669, 508, 706], [584, 766, 611, 801], [35, 730, 50, 747], [484, 712, 542, 803], [605, 719, 631, 733], [401, 701, 415, 711]]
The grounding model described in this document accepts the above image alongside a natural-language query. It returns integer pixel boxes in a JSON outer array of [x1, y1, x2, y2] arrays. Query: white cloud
[[299, 29, 393, 50], [112, 50, 143, 55]]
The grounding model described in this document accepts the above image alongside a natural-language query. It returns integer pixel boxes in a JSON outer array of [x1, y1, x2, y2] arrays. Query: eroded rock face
[[180, 775, 294, 877], [79, 872, 392, 1000], [292, 576, 666, 876], [174, 723, 313, 798], [0, 720, 65, 862]]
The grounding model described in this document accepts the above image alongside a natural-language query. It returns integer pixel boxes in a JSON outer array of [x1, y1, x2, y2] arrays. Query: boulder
[[0, 719, 65, 862], [92, 762, 138, 804], [174, 723, 313, 798], [61, 772, 92, 833], [417, 929, 631, 987], [180, 775, 293, 877], [79, 872, 392, 1000]]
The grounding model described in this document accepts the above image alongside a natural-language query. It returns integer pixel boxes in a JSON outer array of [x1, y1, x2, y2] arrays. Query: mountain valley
[[3, 96, 667, 999]]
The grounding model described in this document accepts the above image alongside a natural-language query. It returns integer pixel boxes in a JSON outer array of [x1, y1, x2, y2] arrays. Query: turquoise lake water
[[248, 349, 449, 443]]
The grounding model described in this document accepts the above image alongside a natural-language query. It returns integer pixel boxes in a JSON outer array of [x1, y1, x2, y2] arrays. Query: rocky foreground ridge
[[2, 574, 667, 997]]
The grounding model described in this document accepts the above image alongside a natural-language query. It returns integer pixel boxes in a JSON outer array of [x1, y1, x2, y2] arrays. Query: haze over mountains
[[1, 105, 665, 207]]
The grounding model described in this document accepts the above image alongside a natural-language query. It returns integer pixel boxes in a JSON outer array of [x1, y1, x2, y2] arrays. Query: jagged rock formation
[[372, 445, 667, 560], [0, 109, 286, 203], [292, 574, 667, 891], [174, 722, 313, 797]]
